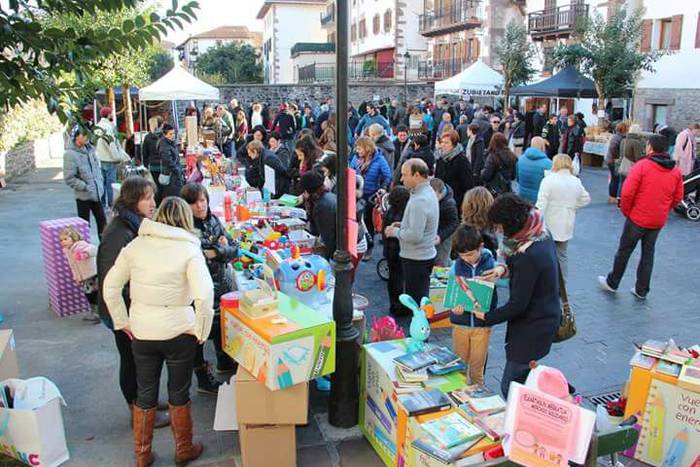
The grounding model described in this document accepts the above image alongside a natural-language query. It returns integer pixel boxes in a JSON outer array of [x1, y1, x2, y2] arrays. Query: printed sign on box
[[222, 292, 335, 391]]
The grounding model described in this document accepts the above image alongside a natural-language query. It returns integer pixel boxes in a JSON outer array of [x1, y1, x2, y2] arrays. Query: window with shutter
[[640, 19, 652, 51], [659, 18, 672, 50], [670, 14, 683, 50], [373, 14, 380, 34], [384, 9, 392, 32], [351, 24, 357, 42], [696, 12, 700, 48]]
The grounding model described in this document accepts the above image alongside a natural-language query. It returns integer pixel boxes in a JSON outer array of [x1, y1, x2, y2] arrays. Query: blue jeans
[[501, 360, 532, 398], [101, 161, 118, 207]]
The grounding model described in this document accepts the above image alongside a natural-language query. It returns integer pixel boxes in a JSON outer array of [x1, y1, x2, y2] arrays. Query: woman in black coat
[[156, 123, 184, 202], [245, 140, 291, 198], [480, 132, 517, 197], [97, 176, 170, 427], [435, 129, 473, 207], [473, 194, 561, 397]]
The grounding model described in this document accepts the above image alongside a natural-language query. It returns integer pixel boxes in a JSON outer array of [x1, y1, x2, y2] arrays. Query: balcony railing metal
[[528, 3, 589, 39], [418, 58, 474, 80], [298, 60, 397, 83], [320, 8, 335, 26], [419, 1, 482, 36]]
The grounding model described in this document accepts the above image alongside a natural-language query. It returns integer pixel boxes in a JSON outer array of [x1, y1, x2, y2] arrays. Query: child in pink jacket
[[60, 226, 100, 323]]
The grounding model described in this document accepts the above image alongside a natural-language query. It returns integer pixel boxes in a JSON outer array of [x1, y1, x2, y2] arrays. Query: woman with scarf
[[435, 129, 473, 209], [473, 194, 561, 397], [350, 136, 392, 261], [97, 176, 170, 429]]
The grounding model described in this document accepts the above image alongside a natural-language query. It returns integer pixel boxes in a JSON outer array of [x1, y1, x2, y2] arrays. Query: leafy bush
[[0, 100, 63, 153]]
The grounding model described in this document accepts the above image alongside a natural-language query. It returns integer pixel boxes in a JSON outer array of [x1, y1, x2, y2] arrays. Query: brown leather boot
[[130, 403, 170, 429], [169, 401, 204, 465], [132, 405, 156, 467]]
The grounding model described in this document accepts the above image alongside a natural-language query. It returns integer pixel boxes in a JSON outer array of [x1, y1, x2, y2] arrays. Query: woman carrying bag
[[156, 123, 184, 203]]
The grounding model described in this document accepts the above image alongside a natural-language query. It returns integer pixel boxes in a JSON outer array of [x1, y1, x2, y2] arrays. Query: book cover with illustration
[[398, 388, 452, 416], [420, 412, 483, 448], [635, 379, 700, 466], [443, 275, 495, 311]]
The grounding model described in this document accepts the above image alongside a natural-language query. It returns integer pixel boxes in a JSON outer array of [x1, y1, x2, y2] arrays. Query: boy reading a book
[[450, 224, 497, 386]]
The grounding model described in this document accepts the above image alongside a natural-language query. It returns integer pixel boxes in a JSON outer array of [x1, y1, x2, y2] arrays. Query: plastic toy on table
[[274, 250, 332, 309], [399, 294, 432, 353]]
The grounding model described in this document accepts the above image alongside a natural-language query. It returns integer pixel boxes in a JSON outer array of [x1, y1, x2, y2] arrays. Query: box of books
[[222, 292, 335, 391], [235, 368, 309, 424]]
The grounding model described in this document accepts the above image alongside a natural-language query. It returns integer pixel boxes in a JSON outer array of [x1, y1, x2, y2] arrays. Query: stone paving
[[0, 164, 697, 466]]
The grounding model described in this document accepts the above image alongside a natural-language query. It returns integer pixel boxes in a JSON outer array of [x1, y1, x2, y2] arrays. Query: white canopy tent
[[139, 65, 220, 102], [434, 60, 504, 98]]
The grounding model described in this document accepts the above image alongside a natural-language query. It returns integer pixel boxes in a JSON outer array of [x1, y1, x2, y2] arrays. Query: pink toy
[[40, 217, 91, 317], [369, 316, 405, 343]]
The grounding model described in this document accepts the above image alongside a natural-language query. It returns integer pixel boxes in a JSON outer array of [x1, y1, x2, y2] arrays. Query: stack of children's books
[[449, 385, 507, 442], [393, 345, 466, 381], [411, 411, 485, 464], [636, 339, 698, 379]]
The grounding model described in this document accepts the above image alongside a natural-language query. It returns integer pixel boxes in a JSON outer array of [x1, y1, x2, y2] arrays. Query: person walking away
[[156, 123, 184, 201], [606, 122, 628, 204], [300, 170, 338, 261], [673, 123, 699, 177], [383, 186, 410, 316], [63, 125, 107, 236], [435, 130, 473, 208], [507, 112, 526, 156], [384, 159, 439, 306], [181, 184, 239, 382], [215, 105, 235, 158], [617, 124, 647, 192], [351, 137, 392, 261], [460, 187, 497, 257], [481, 133, 517, 198], [271, 103, 297, 153], [245, 140, 291, 198], [598, 135, 683, 299], [449, 225, 497, 386], [430, 178, 459, 267], [473, 194, 560, 397], [465, 124, 486, 186], [60, 226, 101, 323], [517, 137, 553, 204], [369, 123, 396, 169], [142, 116, 163, 171], [94, 107, 129, 209], [234, 110, 249, 160], [390, 100, 407, 130], [536, 154, 591, 278], [97, 177, 170, 430], [541, 114, 561, 159], [103, 197, 213, 466], [532, 104, 547, 138]]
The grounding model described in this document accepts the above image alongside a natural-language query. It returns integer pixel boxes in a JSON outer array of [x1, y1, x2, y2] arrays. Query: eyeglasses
[[492, 121, 501, 124]]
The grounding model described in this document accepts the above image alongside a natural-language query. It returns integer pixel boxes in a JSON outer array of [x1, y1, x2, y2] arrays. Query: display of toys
[[274, 250, 332, 309], [239, 279, 278, 319]]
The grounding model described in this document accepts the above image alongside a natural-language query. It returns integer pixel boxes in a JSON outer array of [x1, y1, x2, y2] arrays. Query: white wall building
[[177, 26, 262, 72], [258, 0, 328, 84], [349, 0, 428, 80], [634, 0, 700, 131]]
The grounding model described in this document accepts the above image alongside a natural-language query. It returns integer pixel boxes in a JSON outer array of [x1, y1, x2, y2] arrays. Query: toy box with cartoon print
[[222, 292, 335, 391]]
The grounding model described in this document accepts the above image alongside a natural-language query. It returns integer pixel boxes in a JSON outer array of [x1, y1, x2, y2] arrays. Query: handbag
[[553, 263, 576, 343], [158, 173, 171, 186], [617, 157, 633, 176]]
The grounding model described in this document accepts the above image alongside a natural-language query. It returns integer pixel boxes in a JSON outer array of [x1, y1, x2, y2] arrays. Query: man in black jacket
[[430, 178, 459, 266], [393, 125, 411, 169], [532, 103, 548, 138], [271, 103, 297, 152]]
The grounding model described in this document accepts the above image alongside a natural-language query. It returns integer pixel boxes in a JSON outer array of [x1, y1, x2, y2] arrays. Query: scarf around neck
[[115, 206, 144, 234], [440, 143, 464, 162], [501, 209, 549, 258]]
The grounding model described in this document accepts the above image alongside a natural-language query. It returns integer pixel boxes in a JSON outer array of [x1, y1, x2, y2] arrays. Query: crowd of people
[[62, 93, 696, 465]]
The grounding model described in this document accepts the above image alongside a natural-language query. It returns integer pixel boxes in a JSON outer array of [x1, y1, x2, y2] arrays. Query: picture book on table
[[443, 274, 495, 311], [398, 388, 452, 416], [635, 379, 700, 467], [420, 412, 483, 448], [678, 360, 700, 392], [411, 436, 481, 464]]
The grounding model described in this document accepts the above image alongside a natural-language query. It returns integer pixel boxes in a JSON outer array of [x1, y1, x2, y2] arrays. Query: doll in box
[[59, 226, 100, 323]]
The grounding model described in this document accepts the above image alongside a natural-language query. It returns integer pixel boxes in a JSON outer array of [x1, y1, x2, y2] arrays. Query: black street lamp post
[[329, 0, 360, 428], [403, 51, 410, 104]]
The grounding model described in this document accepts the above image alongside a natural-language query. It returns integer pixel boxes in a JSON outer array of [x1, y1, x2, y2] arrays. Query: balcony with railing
[[291, 42, 335, 58], [298, 60, 397, 83], [418, 57, 474, 81], [320, 4, 335, 27], [419, 1, 482, 37], [528, 3, 589, 40]]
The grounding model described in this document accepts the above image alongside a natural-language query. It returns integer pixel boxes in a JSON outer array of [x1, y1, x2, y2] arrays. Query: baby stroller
[[675, 167, 700, 221]]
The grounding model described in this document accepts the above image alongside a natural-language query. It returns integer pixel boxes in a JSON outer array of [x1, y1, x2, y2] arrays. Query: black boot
[[194, 362, 221, 395], [215, 351, 238, 373]]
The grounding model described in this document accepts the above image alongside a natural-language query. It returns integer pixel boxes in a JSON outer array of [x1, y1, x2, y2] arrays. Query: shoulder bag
[[553, 263, 576, 343]]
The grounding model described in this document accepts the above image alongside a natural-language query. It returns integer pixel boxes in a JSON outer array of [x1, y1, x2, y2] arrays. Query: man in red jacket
[[599, 135, 684, 299]]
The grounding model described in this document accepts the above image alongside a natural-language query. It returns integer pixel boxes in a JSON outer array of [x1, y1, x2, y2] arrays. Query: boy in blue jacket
[[450, 224, 497, 386]]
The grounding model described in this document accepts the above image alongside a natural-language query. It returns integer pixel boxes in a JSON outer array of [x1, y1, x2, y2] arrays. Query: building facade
[[177, 26, 263, 73], [258, 0, 328, 84], [634, 0, 700, 131]]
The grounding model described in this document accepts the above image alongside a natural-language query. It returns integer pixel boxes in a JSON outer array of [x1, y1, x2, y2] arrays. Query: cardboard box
[[239, 423, 296, 467], [235, 368, 308, 425], [0, 330, 19, 381], [222, 292, 335, 391]]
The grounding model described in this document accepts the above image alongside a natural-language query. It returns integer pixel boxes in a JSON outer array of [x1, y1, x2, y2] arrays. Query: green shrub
[[0, 100, 64, 153]]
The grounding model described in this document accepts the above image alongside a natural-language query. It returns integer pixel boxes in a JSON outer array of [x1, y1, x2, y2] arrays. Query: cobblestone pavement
[[1, 165, 696, 466]]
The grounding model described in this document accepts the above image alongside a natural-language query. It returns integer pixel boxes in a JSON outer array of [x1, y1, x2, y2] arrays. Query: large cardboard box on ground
[[238, 423, 296, 467], [222, 292, 335, 391], [235, 368, 308, 425], [0, 330, 19, 381]]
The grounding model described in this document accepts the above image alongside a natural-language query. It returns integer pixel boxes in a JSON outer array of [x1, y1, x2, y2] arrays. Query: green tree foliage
[[552, 8, 662, 103], [148, 48, 175, 82], [495, 20, 537, 107], [1, 0, 199, 122], [196, 42, 262, 84]]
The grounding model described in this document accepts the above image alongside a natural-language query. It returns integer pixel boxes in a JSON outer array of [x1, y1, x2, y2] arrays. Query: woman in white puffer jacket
[[104, 196, 213, 467], [536, 154, 591, 279]]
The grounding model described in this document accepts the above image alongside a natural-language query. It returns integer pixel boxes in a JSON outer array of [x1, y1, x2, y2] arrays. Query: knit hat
[[300, 170, 325, 193]]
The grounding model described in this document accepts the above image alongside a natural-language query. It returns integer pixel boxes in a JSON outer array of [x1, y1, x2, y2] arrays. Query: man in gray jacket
[[384, 158, 439, 307]]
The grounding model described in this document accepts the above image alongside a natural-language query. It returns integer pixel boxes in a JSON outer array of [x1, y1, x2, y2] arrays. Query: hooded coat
[[517, 147, 553, 204], [374, 134, 396, 169]]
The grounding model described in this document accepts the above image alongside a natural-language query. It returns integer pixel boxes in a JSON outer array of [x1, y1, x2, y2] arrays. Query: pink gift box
[[39, 217, 92, 317]]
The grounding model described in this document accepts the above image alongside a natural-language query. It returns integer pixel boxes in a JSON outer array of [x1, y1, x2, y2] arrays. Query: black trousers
[[113, 329, 138, 404], [401, 256, 435, 306], [363, 196, 376, 249], [387, 257, 405, 313], [132, 334, 197, 409], [76, 199, 106, 236], [607, 163, 621, 198], [606, 219, 661, 297]]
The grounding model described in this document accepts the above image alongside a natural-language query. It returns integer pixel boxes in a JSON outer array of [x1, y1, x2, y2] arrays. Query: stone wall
[[633, 88, 700, 132], [217, 82, 435, 107], [0, 132, 65, 182]]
